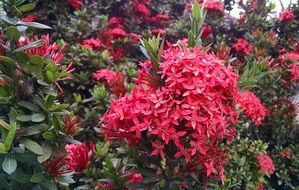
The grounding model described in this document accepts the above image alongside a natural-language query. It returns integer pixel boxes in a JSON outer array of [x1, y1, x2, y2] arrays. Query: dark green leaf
[[18, 101, 39, 112], [13, 40, 46, 53], [0, 56, 15, 64], [37, 143, 52, 163], [2, 155, 17, 175], [30, 172, 45, 183], [31, 113, 46, 122], [16, 115, 32, 122], [17, 21, 52, 29], [17, 3, 35, 12], [5, 26, 20, 42], [24, 124, 48, 136], [20, 138, 43, 155]]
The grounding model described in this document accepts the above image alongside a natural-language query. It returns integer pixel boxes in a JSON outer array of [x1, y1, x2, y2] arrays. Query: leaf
[[17, 3, 35, 12], [37, 143, 52, 163], [17, 21, 52, 29], [20, 138, 43, 155], [24, 124, 48, 136], [4, 123, 16, 151], [31, 113, 46, 122], [13, 40, 46, 53], [57, 176, 75, 185], [16, 115, 32, 122], [2, 156, 17, 174], [5, 26, 20, 42], [18, 101, 39, 112], [0, 119, 11, 130], [39, 180, 58, 190], [29, 55, 44, 67], [42, 132, 56, 141], [0, 56, 14, 64], [30, 172, 45, 183], [14, 52, 30, 65]]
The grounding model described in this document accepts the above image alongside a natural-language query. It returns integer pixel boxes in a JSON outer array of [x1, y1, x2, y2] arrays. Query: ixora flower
[[257, 154, 275, 175], [102, 45, 254, 182], [18, 34, 66, 65], [43, 157, 68, 177], [236, 91, 267, 126], [22, 14, 37, 22], [63, 115, 81, 136], [129, 173, 143, 183], [81, 38, 103, 50], [93, 69, 126, 97], [279, 9, 296, 23], [68, 0, 83, 10], [233, 38, 253, 55], [201, 24, 213, 39], [203, 0, 224, 13], [65, 142, 94, 173]]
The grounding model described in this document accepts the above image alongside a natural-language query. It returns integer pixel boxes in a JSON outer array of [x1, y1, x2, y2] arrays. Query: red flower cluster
[[19, 34, 65, 65], [236, 91, 267, 126], [233, 38, 253, 55], [65, 142, 94, 172], [204, 0, 224, 13], [279, 9, 296, 23], [257, 154, 275, 175], [82, 38, 103, 50], [22, 14, 37, 22], [68, 0, 83, 10], [152, 28, 165, 36], [93, 69, 126, 97], [102, 46, 246, 181], [129, 173, 143, 183], [257, 182, 264, 190], [201, 24, 213, 39], [134, 2, 151, 17]]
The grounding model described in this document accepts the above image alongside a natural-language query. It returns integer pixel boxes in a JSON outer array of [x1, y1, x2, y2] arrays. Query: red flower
[[93, 69, 126, 97], [129, 173, 143, 183], [18, 34, 65, 65], [201, 24, 212, 39], [151, 13, 170, 23], [236, 91, 267, 126], [257, 182, 264, 190], [152, 28, 165, 36], [111, 28, 127, 39], [65, 142, 94, 173], [68, 0, 83, 9], [135, 3, 151, 17], [279, 9, 296, 23], [128, 33, 141, 45], [290, 64, 299, 82], [64, 115, 81, 136], [204, 0, 224, 12], [257, 154, 275, 175], [102, 45, 244, 182], [82, 38, 103, 50], [111, 48, 125, 61], [279, 150, 291, 158], [233, 38, 253, 55], [22, 14, 37, 22], [108, 17, 123, 28], [43, 157, 68, 177]]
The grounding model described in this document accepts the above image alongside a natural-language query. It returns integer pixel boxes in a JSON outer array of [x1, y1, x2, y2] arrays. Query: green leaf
[[57, 176, 75, 185], [24, 124, 48, 136], [37, 143, 52, 163], [18, 101, 39, 112], [17, 3, 35, 12], [2, 156, 17, 175], [0, 119, 11, 130], [31, 113, 46, 122], [0, 56, 15, 64], [14, 52, 30, 65], [4, 123, 16, 151], [17, 21, 52, 29], [39, 180, 58, 190], [5, 26, 20, 42], [16, 115, 32, 122], [30, 172, 45, 183], [20, 138, 43, 155], [13, 40, 46, 53], [42, 132, 56, 141], [29, 55, 44, 67]]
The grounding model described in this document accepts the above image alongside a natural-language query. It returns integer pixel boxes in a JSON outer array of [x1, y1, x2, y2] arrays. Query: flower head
[[64, 115, 81, 136], [129, 173, 143, 183], [257, 154, 275, 175], [68, 0, 83, 9], [65, 142, 94, 173], [22, 14, 37, 22], [236, 91, 267, 126], [82, 38, 103, 50], [201, 24, 212, 39], [279, 9, 296, 23], [43, 157, 68, 177], [204, 0, 224, 12], [233, 38, 253, 55], [93, 69, 126, 97]]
